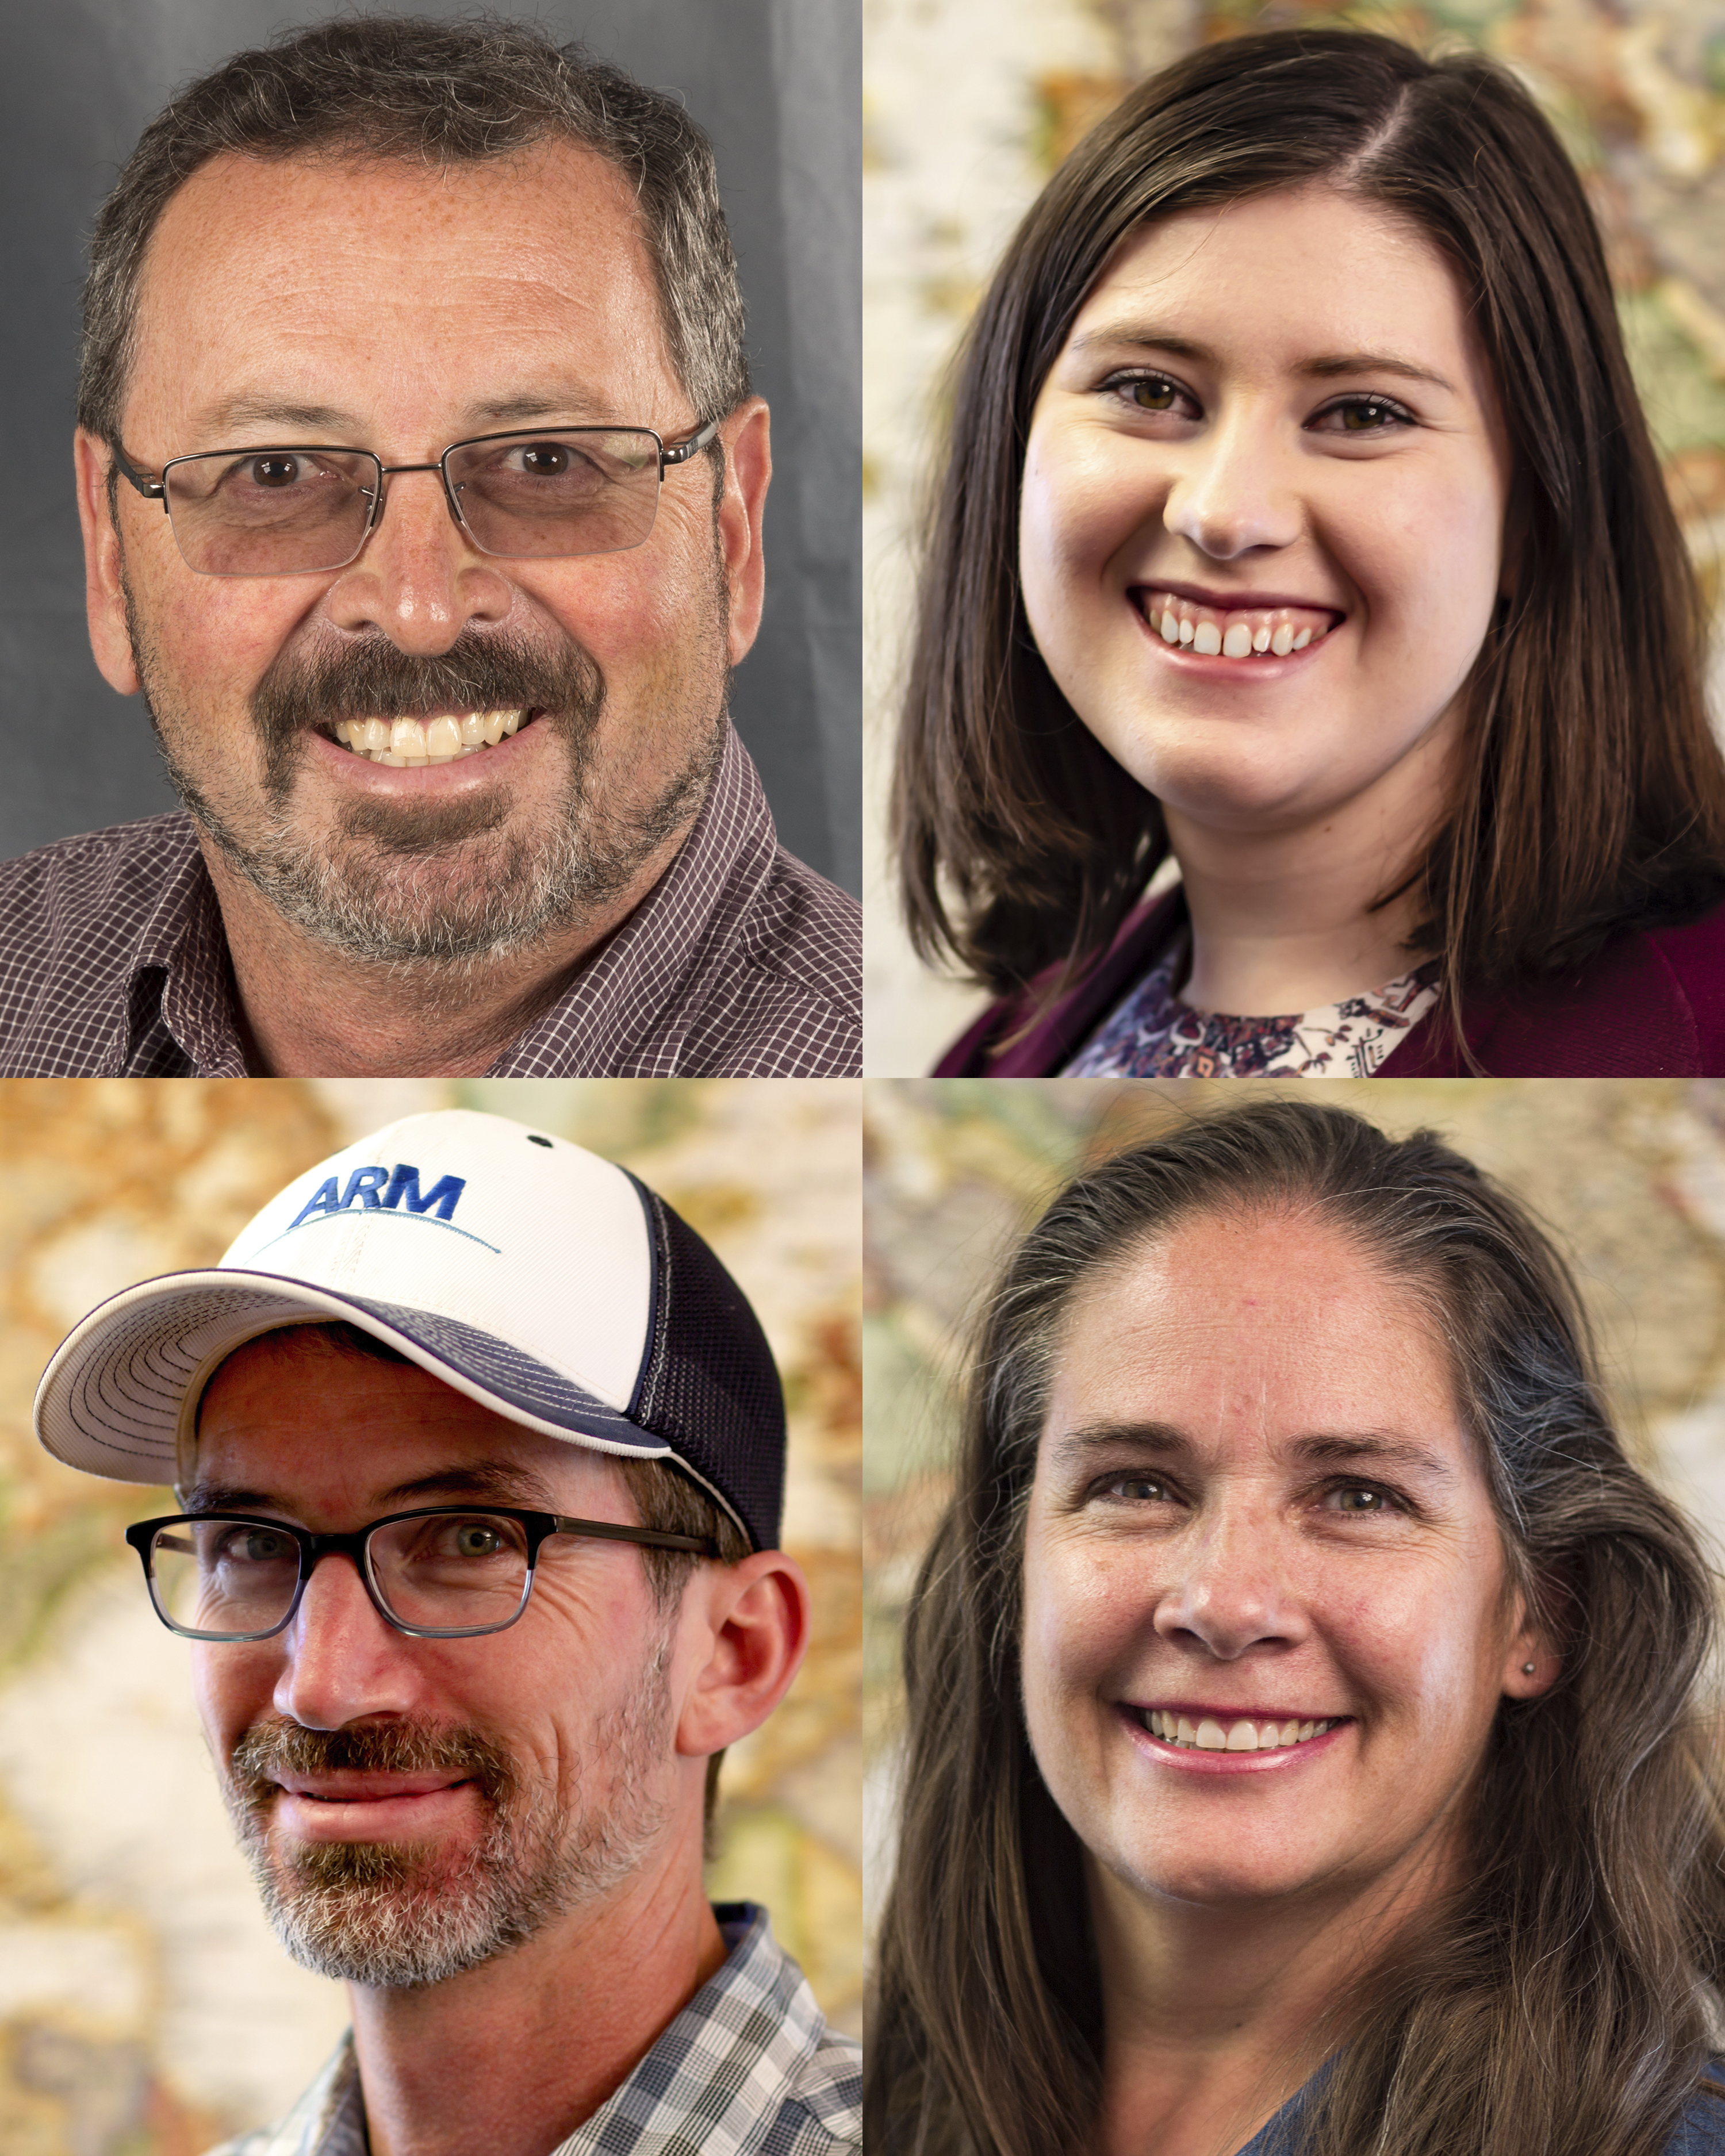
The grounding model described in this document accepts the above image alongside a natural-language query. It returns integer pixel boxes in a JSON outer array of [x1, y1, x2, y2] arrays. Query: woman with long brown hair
[[868, 1099, 1725, 2155], [894, 30, 1725, 1076]]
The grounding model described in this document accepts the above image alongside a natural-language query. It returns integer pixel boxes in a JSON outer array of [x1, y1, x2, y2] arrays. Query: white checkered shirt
[[201, 1904, 861, 2156], [0, 725, 860, 1076]]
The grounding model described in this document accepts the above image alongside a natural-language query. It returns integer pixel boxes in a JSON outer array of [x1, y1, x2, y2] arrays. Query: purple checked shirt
[[0, 724, 860, 1077]]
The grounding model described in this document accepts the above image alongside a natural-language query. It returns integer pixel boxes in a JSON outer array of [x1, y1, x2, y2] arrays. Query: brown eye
[[250, 455, 302, 487], [1129, 379, 1178, 412], [520, 443, 571, 476]]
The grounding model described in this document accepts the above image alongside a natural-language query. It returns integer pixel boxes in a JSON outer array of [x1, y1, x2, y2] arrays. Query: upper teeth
[[1142, 591, 1332, 659], [1144, 1710, 1339, 1751], [332, 709, 526, 765]]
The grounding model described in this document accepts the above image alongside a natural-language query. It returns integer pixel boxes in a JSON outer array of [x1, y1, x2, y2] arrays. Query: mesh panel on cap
[[633, 1195, 785, 1550]]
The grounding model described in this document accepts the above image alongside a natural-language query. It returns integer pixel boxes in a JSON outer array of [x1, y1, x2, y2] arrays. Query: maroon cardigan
[[933, 891, 1725, 1077]]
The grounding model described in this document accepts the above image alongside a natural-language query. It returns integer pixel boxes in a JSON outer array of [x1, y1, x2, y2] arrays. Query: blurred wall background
[[0, 1076, 860, 2155], [865, 1078, 1725, 1929], [862, 0, 1725, 1072], [1, 0, 860, 895]]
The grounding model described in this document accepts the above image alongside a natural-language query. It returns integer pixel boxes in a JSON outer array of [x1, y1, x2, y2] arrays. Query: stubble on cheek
[[115, 527, 733, 967]]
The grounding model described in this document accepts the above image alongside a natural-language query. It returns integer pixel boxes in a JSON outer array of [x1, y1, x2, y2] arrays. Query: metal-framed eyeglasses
[[125, 1506, 720, 1642], [110, 418, 720, 579]]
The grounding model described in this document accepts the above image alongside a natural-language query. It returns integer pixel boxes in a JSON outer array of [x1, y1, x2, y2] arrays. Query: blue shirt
[[1237, 2054, 1725, 2154]]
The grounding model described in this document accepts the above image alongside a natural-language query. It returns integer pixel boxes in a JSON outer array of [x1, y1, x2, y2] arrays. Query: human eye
[[1090, 1468, 1179, 1506], [210, 1522, 298, 1567], [1318, 1482, 1406, 1517], [1099, 370, 1201, 421], [1308, 394, 1416, 438]]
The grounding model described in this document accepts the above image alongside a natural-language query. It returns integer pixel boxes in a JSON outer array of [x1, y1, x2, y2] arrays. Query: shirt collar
[[246, 1904, 838, 2156]]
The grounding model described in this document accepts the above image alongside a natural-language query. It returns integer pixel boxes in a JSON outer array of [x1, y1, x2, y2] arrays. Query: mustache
[[228, 1716, 522, 1814], [251, 626, 605, 797]]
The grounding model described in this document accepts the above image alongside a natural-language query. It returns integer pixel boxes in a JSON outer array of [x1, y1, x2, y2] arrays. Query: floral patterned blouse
[[1063, 938, 1441, 1079]]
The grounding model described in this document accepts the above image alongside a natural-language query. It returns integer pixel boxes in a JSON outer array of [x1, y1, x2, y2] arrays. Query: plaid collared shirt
[[0, 724, 860, 1076], [202, 1904, 861, 2156]]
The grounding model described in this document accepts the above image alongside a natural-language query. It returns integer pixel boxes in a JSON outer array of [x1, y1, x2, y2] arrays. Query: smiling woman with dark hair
[[895, 29, 1725, 1077], [867, 1099, 1725, 2156]]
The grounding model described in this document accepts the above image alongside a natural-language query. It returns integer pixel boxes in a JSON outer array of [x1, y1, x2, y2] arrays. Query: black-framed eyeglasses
[[109, 419, 720, 578], [125, 1506, 719, 1642]]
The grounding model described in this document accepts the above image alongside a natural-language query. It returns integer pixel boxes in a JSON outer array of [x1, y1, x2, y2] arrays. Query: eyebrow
[[182, 1461, 561, 1518], [1048, 1420, 1458, 1484], [187, 389, 618, 443], [1065, 326, 1456, 394]]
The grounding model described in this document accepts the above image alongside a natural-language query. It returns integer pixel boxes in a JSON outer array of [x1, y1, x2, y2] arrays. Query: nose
[[323, 463, 514, 653], [1152, 1504, 1308, 1662], [1162, 405, 1305, 562], [271, 1551, 424, 1731]]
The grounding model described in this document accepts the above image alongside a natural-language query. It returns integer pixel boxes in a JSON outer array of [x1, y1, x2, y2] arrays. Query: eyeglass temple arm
[[658, 418, 720, 471], [109, 444, 167, 502], [551, 1514, 720, 1557]]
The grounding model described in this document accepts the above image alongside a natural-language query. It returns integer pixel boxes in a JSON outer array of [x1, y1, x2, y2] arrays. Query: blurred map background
[[0, 1078, 860, 2156], [865, 1079, 1725, 1928], [863, 0, 1725, 1072]]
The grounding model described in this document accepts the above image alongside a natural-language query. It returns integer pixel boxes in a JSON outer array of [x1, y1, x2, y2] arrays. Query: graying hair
[[78, 14, 750, 448]]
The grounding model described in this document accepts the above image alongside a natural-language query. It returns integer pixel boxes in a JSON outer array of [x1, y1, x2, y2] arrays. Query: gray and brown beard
[[120, 569, 728, 970], [220, 1647, 674, 1989]]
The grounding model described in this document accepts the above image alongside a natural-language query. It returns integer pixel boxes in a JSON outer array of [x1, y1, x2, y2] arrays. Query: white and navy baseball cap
[[33, 1109, 784, 1552]]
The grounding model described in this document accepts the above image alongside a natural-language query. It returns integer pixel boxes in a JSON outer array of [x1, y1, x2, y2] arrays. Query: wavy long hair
[[892, 31, 1725, 1039], [867, 1099, 1725, 2156]]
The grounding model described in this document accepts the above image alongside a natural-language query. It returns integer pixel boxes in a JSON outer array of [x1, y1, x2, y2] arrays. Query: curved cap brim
[[34, 1269, 670, 1487]]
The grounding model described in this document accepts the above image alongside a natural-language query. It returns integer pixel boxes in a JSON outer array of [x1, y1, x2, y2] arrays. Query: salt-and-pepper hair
[[78, 14, 750, 448]]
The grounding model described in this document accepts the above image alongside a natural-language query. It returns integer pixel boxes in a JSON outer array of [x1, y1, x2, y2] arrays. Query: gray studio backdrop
[[0, 0, 860, 893]]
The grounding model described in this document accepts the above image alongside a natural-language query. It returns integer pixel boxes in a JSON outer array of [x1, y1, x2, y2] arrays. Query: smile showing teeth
[[1140, 1709, 1342, 1752], [1139, 590, 1336, 660], [331, 708, 527, 766]]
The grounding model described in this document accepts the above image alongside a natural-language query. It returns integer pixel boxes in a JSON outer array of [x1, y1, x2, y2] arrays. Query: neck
[[1086, 1833, 1455, 2156], [1166, 712, 1456, 1019], [200, 828, 687, 1076], [349, 1850, 729, 2156]]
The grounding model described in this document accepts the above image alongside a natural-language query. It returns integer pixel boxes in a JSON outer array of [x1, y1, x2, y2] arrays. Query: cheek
[[190, 1643, 276, 1750], [1339, 463, 1504, 641]]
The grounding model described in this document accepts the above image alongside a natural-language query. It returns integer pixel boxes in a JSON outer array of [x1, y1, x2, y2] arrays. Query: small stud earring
[[1522, 1662, 1536, 1675]]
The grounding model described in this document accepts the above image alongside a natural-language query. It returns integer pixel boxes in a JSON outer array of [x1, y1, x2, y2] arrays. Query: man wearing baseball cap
[[34, 1108, 860, 2156]]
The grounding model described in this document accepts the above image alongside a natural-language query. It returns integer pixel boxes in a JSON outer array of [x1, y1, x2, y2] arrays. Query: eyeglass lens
[[161, 431, 664, 576], [147, 1512, 535, 1639]]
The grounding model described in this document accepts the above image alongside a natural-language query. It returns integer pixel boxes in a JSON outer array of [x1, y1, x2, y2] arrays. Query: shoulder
[[771, 2023, 864, 2152], [677, 845, 861, 1076], [1385, 899, 1725, 1077], [1664, 2063, 1725, 2154], [0, 812, 198, 910], [0, 814, 202, 1076], [934, 889, 1184, 1076]]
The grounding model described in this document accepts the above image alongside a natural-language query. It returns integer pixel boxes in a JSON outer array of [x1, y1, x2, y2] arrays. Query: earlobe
[[674, 1547, 809, 1762], [73, 429, 143, 696]]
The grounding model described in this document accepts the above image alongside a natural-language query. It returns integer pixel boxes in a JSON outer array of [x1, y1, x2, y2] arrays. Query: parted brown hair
[[892, 29, 1725, 1036], [867, 1098, 1725, 2156]]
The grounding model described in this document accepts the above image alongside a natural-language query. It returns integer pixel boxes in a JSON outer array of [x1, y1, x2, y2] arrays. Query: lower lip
[[1120, 1708, 1352, 1775], [1133, 604, 1340, 681], [307, 715, 544, 788], [274, 1782, 478, 1839]]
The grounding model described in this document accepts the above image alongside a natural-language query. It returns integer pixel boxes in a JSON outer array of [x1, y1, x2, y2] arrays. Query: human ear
[[1501, 1578, 1565, 1698], [74, 428, 142, 695], [714, 397, 771, 666], [673, 1547, 809, 1760]]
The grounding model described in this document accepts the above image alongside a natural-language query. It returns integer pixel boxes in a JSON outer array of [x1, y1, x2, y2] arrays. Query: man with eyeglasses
[[33, 1107, 861, 2155], [0, 16, 860, 1077]]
